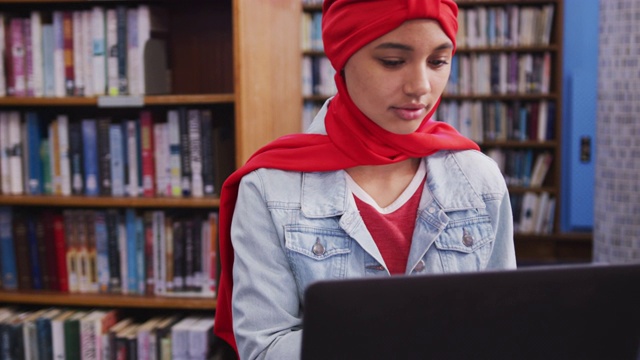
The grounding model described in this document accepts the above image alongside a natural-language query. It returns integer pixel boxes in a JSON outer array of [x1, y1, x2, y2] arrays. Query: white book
[[167, 110, 182, 197], [534, 191, 551, 234], [73, 11, 85, 96], [8, 111, 24, 195], [58, 115, 72, 196], [51, 310, 77, 360], [106, 8, 119, 96], [153, 122, 170, 196], [519, 192, 540, 234], [53, 11, 66, 97], [137, 5, 150, 95], [171, 316, 202, 360], [21, 121, 29, 193], [187, 317, 215, 359], [92, 7, 106, 96], [82, 10, 95, 97], [0, 112, 10, 194], [188, 109, 203, 198], [30, 11, 44, 97], [137, 316, 163, 360], [0, 14, 5, 97], [126, 120, 140, 197]]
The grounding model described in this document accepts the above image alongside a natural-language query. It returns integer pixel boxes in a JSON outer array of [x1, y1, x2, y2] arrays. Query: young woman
[[214, 0, 516, 358]]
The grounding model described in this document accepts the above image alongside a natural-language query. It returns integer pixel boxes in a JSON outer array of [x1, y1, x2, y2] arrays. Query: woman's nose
[[403, 65, 431, 97]]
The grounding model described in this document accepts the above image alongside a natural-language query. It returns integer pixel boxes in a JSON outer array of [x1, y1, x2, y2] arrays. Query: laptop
[[301, 263, 640, 360]]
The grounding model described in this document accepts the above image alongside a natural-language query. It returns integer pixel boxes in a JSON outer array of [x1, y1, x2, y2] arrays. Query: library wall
[[594, 0, 640, 263]]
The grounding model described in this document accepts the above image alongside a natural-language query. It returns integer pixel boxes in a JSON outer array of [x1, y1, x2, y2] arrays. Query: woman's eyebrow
[[374, 42, 453, 51]]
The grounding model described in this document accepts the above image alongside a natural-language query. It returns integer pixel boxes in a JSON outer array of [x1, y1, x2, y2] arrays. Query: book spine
[[94, 210, 110, 293], [34, 215, 50, 290], [64, 210, 79, 293], [109, 123, 125, 197], [135, 216, 146, 294], [143, 211, 155, 295], [172, 220, 184, 292], [153, 122, 170, 197], [188, 110, 203, 198], [97, 117, 112, 196], [126, 120, 140, 197], [106, 9, 119, 96], [9, 18, 26, 97], [92, 7, 106, 96], [153, 211, 166, 295], [25, 112, 43, 195], [69, 120, 84, 195], [13, 213, 32, 289], [178, 108, 191, 196], [167, 110, 182, 197], [8, 112, 24, 195], [52, 213, 68, 292], [62, 11, 75, 96], [85, 210, 99, 293], [0, 207, 17, 289], [41, 24, 56, 97], [106, 210, 122, 293], [82, 10, 94, 98], [24, 17, 34, 97], [81, 119, 99, 196], [127, 8, 140, 96], [0, 14, 5, 97], [116, 6, 128, 95], [52, 12, 65, 97], [72, 11, 85, 96], [200, 110, 216, 196], [140, 111, 155, 197], [58, 115, 72, 196], [125, 209, 138, 294]]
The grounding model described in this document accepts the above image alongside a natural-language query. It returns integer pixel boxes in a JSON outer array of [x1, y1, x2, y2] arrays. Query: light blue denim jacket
[[230, 103, 516, 360]]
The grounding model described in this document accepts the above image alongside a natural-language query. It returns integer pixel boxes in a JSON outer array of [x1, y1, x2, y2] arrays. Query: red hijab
[[214, 0, 478, 353]]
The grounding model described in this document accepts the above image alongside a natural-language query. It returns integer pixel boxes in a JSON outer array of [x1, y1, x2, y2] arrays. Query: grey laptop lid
[[301, 263, 640, 360]]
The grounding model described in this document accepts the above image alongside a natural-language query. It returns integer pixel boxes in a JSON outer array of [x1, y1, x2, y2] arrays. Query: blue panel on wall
[[561, 0, 598, 231]]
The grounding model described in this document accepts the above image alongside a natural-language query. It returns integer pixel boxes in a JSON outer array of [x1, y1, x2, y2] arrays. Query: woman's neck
[[345, 158, 421, 208]]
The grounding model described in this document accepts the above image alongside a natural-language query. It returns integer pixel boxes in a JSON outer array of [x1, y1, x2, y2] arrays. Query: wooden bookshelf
[[0, 0, 301, 313]]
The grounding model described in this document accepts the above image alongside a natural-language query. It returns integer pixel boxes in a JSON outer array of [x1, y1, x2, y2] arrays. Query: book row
[[437, 100, 556, 144], [512, 191, 556, 235], [486, 149, 553, 189], [0, 5, 169, 98], [445, 52, 552, 96], [0, 207, 219, 298], [302, 55, 336, 97], [457, 4, 555, 49], [301, 4, 555, 51], [0, 307, 214, 360], [0, 108, 221, 198]]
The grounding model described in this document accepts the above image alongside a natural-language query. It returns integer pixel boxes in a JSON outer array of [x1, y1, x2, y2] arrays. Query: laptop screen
[[301, 263, 640, 360]]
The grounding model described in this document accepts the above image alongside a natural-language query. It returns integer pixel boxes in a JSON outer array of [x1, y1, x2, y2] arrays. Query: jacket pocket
[[434, 214, 495, 271], [284, 225, 351, 287]]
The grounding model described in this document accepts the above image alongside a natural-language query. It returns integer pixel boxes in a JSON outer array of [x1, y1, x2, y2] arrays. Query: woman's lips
[[392, 106, 427, 121]]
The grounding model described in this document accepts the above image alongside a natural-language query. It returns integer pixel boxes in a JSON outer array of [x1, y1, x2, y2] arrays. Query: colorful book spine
[[109, 124, 125, 197], [7, 112, 24, 195], [62, 11, 75, 96], [72, 11, 85, 96], [178, 108, 191, 196], [57, 115, 72, 196], [126, 120, 140, 197], [92, 7, 106, 96], [125, 209, 138, 294], [97, 117, 112, 196], [0, 207, 17, 289], [30, 11, 43, 97], [167, 110, 182, 197], [140, 111, 155, 197], [94, 210, 110, 293], [188, 110, 204, 198], [41, 24, 56, 97], [9, 18, 26, 97], [81, 119, 99, 196], [23, 17, 34, 97], [52, 213, 68, 292], [25, 112, 43, 195], [69, 121, 84, 195], [106, 8, 119, 96], [200, 110, 216, 196], [116, 6, 128, 95]]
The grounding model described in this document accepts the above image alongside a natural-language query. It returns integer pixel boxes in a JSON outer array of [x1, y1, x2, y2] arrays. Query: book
[[82, 119, 100, 196], [127, 7, 141, 96], [170, 316, 201, 360], [52, 212, 68, 291], [106, 209, 122, 293], [0, 14, 5, 96], [27, 216, 43, 290], [35, 308, 63, 360], [25, 112, 43, 195], [94, 210, 110, 293], [7, 111, 24, 195], [62, 11, 75, 96], [187, 317, 215, 360], [105, 317, 133, 360], [178, 108, 191, 196], [51, 309, 78, 360], [63, 210, 80, 293], [92, 6, 107, 96], [125, 209, 139, 295], [0, 113, 11, 194], [9, 18, 27, 97], [64, 310, 89, 360], [82, 10, 95, 97], [116, 6, 128, 95], [69, 120, 85, 195], [30, 12, 45, 97], [530, 152, 553, 188], [109, 123, 126, 196], [188, 109, 204, 198], [126, 120, 140, 197], [136, 316, 163, 360], [0, 207, 17, 289], [97, 117, 112, 196], [200, 110, 216, 196], [52, 11, 65, 97], [153, 314, 182, 360], [167, 110, 182, 197], [106, 8, 119, 96], [140, 111, 156, 197], [57, 115, 72, 195], [73, 10, 85, 96], [12, 213, 32, 289]]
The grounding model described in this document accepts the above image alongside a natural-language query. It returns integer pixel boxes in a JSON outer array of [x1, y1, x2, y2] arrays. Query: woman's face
[[343, 19, 453, 135]]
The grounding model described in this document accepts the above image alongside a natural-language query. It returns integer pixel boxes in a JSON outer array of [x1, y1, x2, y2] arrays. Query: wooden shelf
[[0, 290, 216, 310], [0, 195, 220, 208], [0, 94, 235, 107], [479, 140, 558, 148], [442, 93, 559, 101]]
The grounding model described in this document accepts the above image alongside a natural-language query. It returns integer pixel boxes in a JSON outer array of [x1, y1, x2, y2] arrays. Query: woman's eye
[[430, 59, 450, 67], [380, 59, 404, 67]]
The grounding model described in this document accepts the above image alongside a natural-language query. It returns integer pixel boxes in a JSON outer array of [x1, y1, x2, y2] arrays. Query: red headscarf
[[214, 0, 478, 353]]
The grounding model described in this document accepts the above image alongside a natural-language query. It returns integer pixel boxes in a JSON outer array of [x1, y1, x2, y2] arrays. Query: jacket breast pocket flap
[[435, 216, 494, 254], [284, 226, 351, 261]]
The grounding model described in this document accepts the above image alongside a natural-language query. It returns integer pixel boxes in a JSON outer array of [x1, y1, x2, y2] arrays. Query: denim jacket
[[230, 104, 516, 360]]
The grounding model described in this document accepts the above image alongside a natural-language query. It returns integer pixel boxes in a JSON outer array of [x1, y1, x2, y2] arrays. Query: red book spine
[[140, 110, 156, 198], [10, 18, 26, 97], [53, 212, 70, 292]]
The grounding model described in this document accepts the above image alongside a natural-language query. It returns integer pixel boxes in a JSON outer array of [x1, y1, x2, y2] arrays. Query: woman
[[214, 0, 516, 358]]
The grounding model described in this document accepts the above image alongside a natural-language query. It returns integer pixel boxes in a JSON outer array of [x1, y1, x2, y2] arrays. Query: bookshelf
[[300, 0, 591, 264], [0, 0, 301, 313]]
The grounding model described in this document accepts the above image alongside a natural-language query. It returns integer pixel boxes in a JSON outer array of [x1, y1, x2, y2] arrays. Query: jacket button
[[312, 238, 325, 256], [462, 229, 474, 247], [414, 260, 426, 272]]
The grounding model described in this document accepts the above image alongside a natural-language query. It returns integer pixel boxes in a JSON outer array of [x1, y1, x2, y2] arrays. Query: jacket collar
[[299, 151, 485, 218]]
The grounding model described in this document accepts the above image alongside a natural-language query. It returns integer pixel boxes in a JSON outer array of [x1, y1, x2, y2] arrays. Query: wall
[[593, 0, 640, 263]]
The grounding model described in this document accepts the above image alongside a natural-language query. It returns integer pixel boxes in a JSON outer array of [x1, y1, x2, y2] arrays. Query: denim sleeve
[[231, 170, 303, 360], [486, 189, 517, 270]]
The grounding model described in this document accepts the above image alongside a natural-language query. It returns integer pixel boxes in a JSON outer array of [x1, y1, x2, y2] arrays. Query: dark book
[[200, 109, 216, 196], [64, 311, 88, 360], [106, 209, 122, 293], [69, 120, 85, 195], [154, 315, 182, 360], [178, 107, 192, 196], [35, 308, 62, 360], [172, 219, 185, 292], [191, 216, 203, 292], [143, 212, 155, 295], [52, 212, 68, 292], [97, 117, 112, 196], [26, 216, 43, 290], [13, 213, 32, 290], [116, 6, 128, 95], [36, 213, 54, 290]]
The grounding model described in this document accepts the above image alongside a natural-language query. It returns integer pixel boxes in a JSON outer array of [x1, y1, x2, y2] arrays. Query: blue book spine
[[27, 218, 43, 289], [25, 112, 43, 195], [135, 216, 145, 294], [0, 207, 17, 289], [125, 208, 138, 294], [81, 119, 99, 196], [94, 210, 110, 293], [109, 123, 125, 196]]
